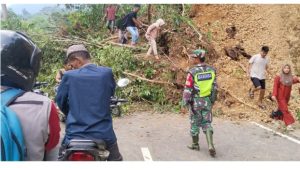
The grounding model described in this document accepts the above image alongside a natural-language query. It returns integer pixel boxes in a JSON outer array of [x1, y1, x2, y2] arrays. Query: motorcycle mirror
[[117, 78, 130, 88]]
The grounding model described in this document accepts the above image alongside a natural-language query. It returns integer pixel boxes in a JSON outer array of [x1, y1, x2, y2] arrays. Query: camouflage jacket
[[182, 63, 218, 108]]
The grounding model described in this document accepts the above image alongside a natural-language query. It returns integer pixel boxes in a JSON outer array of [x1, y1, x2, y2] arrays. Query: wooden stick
[[107, 42, 138, 48], [232, 60, 247, 73], [184, 19, 203, 41], [107, 41, 147, 51], [181, 4, 185, 16], [99, 36, 118, 43], [219, 87, 267, 113], [123, 71, 174, 86]]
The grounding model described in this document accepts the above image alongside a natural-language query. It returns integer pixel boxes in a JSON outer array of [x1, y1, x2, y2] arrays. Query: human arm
[[55, 74, 69, 115], [210, 70, 218, 104], [248, 56, 255, 77], [103, 8, 108, 21], [265, 64, 272, 78], [271, 75, 280, 102], [45, 102, 60, 151], [55, 70, 62, 83], [145, 24, 156, 37], [110, 69, 116, 97], [132, 13, 143, 28], [182, 73, 194, 107], [181, 73, 194, 114]]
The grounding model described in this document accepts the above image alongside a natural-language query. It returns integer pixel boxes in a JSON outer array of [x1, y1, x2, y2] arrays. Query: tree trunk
[[147, 4, 152, 24], [181, 4, 185, 16], [102, 4, 106, 15], [1, 4, 8, 21]]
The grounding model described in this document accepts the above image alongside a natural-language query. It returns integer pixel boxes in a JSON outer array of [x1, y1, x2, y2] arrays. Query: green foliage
[[1, 10, 23, 30], [1, 4, 192, 107], [207, 30, 212, 42], [138, 83, 166, 105], [296, 109, 300, 123], [144, 68, 156, 79], [92, 46, 138, 77]]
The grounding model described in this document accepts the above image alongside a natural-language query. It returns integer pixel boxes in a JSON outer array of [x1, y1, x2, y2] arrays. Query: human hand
[[271, 96, 277, 102]]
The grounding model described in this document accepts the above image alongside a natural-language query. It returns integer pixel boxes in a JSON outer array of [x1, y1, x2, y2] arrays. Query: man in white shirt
[[248, 46, 270, 109]]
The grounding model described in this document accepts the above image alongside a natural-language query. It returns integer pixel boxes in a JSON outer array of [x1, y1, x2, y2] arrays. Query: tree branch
[[123, 71, 174, 86]]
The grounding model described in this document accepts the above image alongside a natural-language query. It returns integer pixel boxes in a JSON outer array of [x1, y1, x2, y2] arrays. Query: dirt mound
[[189, 4, 300, 123], [127, 5, 300, 125]]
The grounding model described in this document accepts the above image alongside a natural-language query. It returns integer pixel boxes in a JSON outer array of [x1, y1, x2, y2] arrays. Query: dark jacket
[[56, 64, 117, 145]]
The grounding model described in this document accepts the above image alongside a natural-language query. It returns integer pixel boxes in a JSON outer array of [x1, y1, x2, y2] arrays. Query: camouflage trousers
[[189, 97, 213, 136]]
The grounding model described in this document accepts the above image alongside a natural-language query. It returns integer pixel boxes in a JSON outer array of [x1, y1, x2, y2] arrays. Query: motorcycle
[[32, 81, 49, 96], [59, 139, 109, 161], [110, 78, 130, 117], [58, 78, 130, 161]]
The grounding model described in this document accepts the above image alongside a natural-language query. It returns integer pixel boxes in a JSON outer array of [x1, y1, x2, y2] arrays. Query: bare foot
[[154, 55, 160, 60]]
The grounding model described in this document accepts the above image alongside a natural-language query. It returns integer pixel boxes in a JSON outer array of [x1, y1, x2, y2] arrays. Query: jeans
[[126, 26, 139, 44]]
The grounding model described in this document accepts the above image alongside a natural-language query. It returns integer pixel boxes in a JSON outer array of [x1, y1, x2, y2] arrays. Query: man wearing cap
[[56, 44, 122, 161], [182, 49, 218, 157]]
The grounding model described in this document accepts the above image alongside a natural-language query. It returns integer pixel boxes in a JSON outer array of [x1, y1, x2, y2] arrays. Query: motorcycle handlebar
[[110, 98, 128, 103], [34, 82, 49, 88]]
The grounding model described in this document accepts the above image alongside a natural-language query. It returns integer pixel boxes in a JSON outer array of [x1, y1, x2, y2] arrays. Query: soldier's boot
[[205, 130, 216, 157], [187, 135, 200, 151]]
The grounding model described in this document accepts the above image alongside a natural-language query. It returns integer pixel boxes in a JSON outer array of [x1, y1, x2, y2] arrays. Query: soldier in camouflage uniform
[[182, 49, 218, 157]]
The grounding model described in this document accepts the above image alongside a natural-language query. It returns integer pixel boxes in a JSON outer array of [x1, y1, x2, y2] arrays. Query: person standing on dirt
[[248, 46, 270, 109], [125, 4, 144, 46], [56, 44, 122, 161], [103, 4, 116, 34], [271, 64, 300, 131], [182, 49, 218, 157], [145, 19, 165, 60]]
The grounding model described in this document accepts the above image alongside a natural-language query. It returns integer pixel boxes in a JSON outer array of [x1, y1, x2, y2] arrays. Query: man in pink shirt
[[104, 5, 116, 34]]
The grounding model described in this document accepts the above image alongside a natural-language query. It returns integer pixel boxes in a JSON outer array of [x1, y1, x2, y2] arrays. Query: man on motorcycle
[[1, 30, 60, 161], [56, 44, 123, 161]]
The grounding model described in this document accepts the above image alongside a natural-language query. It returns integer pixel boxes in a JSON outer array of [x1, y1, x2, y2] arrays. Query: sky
[[6, 4, 58, 15]]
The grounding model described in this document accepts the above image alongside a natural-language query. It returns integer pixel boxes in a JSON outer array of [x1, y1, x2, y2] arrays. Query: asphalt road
[[113, 112, 300, 161], [55, 112, 300, 161]]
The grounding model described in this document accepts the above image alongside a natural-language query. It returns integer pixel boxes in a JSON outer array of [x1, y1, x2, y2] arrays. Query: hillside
[[187, 4, 300, 123]]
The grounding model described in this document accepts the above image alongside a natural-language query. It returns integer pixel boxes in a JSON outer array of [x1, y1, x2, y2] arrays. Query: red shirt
[[106, 6, 116, 20]]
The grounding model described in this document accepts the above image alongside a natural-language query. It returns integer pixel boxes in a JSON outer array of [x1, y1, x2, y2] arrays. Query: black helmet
[[1, 30, 42, 91]]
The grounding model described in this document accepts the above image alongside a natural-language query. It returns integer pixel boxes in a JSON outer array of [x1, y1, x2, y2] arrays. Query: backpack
[[1, 88, 26, 161], [270, 109, 283, 119], [116, 14, 129, 31]]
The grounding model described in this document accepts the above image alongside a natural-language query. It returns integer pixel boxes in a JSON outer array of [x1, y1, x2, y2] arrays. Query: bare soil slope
[[189, 4, 300, 123]]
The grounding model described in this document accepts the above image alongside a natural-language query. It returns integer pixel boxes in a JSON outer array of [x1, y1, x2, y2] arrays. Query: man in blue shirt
[[56, 44, 122, 161]]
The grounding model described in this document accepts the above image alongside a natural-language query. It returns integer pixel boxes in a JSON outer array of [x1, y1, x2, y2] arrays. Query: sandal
[[286, 125, 295, 131], [248, 88, 254, 99]]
